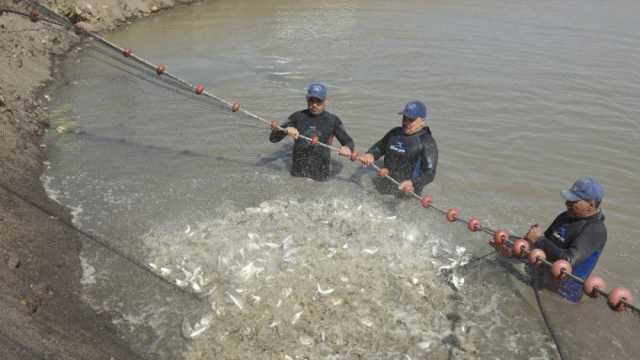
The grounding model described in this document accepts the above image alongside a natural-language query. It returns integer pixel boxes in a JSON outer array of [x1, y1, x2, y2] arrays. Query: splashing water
[[143, 198, 553, 359]]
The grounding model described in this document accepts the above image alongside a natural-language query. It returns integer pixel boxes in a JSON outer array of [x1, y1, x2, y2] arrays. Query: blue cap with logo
[[561, 177, 605, 202], [399, 101, 427, 119], [306, 83, 327, 101]]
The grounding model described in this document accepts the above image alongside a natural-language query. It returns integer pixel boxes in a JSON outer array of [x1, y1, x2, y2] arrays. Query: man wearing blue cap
[[525, 177, 607, 302], [359, 101, 438, 195], [269, 83, 355, 181]]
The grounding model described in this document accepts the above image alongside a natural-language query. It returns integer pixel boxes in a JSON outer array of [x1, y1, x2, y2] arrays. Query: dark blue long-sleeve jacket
[[534, 210, 607, 302], [366, 126, 438, 195]]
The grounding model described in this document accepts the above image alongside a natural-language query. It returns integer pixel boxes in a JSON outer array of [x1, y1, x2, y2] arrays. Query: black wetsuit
[[534, 210, 607, 302], [366, 127, 438, 195], [269, 109, 354, 181]]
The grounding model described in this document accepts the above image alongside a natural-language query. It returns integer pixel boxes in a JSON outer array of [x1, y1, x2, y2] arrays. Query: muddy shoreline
[[0, 1, 198, 358]]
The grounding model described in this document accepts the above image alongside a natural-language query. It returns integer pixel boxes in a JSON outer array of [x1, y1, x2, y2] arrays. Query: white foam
[[80, 256, 96, 286], [70, 205, 84, 227], [40, 174, 62, 204]]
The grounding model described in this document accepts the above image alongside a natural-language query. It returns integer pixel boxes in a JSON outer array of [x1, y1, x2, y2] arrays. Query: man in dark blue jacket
[[359, 101, 438, 196], [269, 83, 354, 181], [526, 177, 607, 302]]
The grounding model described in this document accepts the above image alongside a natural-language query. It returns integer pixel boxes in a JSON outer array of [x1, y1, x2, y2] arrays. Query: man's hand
[[338, 146, 351, 157], [526, 224, 543, 243], [399, 180, 414, 194], [359, 153, 375, 166], [286, 127, 299, 139]]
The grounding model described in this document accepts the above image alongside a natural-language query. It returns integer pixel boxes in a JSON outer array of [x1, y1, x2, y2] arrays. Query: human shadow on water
[[255, 144, 413, 209], [344, 160, 419, 213]]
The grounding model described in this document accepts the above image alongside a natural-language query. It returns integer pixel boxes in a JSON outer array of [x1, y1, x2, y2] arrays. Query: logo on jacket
[[306, 126, 320, 137], [552, 227, 568, 243], [390, 141, 406, 154]]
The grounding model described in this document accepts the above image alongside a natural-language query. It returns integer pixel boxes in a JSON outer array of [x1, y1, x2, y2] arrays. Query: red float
[[156, 64, 166, 75], [30, 11, 40, 21], [528, 248, 546, 266], [123, 48, 133, 57], [512, 239, 530, 257], [378, 168, 390, 177], [467, 218, 481, 232], [195, 84, 205, 94], [608, 287, 634, 312], [493, 230, 509, 247], [310, 134, 319, 145], [446, 208, 459, 222], [583, 275, 606, 297], [270, 120, 278, 130], [551, 260, 572, 279], [231, 101, 241, 112], [420, 195, 433, 208]]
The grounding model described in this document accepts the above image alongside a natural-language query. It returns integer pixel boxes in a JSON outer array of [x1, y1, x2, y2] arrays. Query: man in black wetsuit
[[525, 177, 607, 302], [269, 83, 354, 181], [359, 101, 438, 196]]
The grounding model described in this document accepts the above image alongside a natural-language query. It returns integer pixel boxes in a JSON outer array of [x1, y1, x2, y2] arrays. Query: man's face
[[402, 115, 423, 134], [565, 199, 596, 218], [307, 97, 326, 115]]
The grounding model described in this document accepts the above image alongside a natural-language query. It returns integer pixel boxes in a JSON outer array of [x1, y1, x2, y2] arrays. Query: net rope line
[[10, 3, 639, 316], [0, 181, 204, 301]]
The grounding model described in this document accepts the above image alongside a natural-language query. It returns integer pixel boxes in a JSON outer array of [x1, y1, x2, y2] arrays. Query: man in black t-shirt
[[269, 83, 354, 181]]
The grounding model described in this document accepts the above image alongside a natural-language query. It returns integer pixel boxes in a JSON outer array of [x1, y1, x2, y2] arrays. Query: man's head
[[306, 83, 327, 115], [399, 101, 427, 134], [561, 177, 604, 218]]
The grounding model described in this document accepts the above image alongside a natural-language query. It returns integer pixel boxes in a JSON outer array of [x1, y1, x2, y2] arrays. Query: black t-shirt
[[366, 126, 438, 194], [269, 109, 354, 180]]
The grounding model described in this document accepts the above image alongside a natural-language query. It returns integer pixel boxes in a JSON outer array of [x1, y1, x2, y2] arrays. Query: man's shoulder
[[553, 211, 571, 223], [321, 110, 341, 122], [585, 212, 607, 230], [288, 110, 315, 124], [289, 109, 308, 118]]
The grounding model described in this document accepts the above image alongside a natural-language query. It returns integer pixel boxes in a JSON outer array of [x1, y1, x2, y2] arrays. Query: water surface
[[45, 0, 640, 358]]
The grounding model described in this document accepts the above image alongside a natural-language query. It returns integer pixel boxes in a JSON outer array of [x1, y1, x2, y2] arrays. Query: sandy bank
[[0, 1, 198, 359]]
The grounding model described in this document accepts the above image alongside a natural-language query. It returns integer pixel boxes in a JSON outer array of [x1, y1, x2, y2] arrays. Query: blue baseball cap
[[399, 101, 427, 119], [561, 177, 605, 202], [306, 83, 327, 101]]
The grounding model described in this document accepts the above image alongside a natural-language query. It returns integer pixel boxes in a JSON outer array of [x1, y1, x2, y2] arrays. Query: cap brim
[[399, 111, 416, 119], [560, 190, 581, 202]]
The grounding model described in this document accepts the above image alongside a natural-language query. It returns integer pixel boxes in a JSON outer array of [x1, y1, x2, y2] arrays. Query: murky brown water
[[44, 0, 640, 359]]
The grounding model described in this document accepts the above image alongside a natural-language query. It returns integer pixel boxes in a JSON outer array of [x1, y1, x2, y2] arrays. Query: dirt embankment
[[0, 1, 196, 359]]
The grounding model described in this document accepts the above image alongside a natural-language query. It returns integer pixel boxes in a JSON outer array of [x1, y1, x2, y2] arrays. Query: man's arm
[[333, 118, 355, 151], [411, 137, 438, 190], [366, 130, 393, 160], [269, 116, 295, 143]]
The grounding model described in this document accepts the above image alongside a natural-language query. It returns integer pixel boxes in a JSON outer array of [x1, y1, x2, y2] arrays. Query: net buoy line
[[0, 8, 67, 27], [12, 4, 639, 316]]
